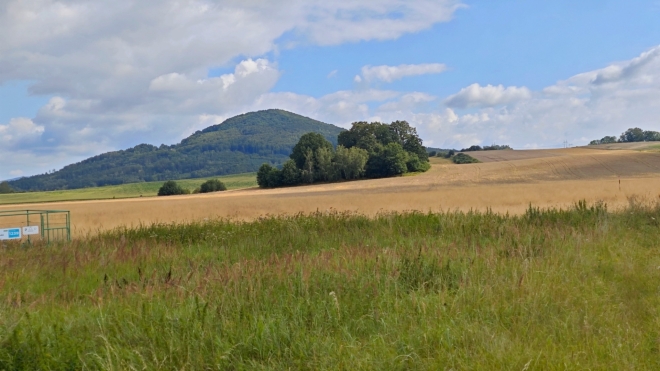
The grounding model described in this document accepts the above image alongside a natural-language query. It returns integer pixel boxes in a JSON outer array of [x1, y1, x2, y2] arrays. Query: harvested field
[[1, 147, 660, 236]]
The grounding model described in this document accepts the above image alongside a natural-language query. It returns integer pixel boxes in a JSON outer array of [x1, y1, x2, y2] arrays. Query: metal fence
[[0, 210, 71, 244]]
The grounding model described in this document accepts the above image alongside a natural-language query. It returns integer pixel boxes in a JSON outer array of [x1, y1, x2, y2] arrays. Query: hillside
[[9, 110, 344, 191]]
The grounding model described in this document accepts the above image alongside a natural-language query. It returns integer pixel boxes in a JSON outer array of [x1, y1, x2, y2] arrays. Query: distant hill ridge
[[10, 109, 345, 191]]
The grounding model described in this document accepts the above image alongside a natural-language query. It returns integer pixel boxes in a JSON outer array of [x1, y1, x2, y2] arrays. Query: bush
[[157, 180, 188, 196], [406, 154, 431, 172], [199, 179, 227, 193], [452, 153, 480, 164], [257, 164, 282, 188]]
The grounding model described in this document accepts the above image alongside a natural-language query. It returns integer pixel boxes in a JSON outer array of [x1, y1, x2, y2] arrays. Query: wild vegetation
[[460, 144, 512, 152], [257, 121, 430, 188], [197, 179, 227, 193], [589, 127, 660, 145], [1, 200, 660, 369], [451, 153, 480, 164], [8, 110, 343, 192], [427, 144, 511, 159], [157, 180, 190, 196]]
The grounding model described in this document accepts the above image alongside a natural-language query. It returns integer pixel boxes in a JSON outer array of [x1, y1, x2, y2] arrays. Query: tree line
[[589, 127, 660, 145], [157, 179, 227, 196], [257, 121, 430, 188]]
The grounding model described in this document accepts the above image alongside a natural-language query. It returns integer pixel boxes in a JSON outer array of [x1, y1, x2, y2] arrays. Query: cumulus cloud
[[0, 117, 44, 148], [0, 0, 463, 178], [298, 1, 464, 45], [378, 92, 436, 112], [425, 46, 660, 148], [253, 45, 660, 150], [359, 63, 447, 83], [445, 84, 532, 108]]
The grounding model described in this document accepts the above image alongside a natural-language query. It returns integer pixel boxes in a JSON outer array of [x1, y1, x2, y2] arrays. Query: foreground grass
[[1, 200, 660, 369], [0, 173, 257, 205]]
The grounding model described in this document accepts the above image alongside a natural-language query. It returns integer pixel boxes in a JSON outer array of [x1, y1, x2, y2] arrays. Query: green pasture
[[0, 173, 257, 205], [1, 200, 660, 369]]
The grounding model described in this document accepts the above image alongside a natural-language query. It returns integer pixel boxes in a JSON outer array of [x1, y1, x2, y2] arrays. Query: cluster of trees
[[157, 179, 227, 196], [590, 127, 660, 145], [451, 153, 480, 164], [428, 144, 511, 159], [460, 144, 511, 152], [257, 121, 430, 188], [0, 181, 15, 194]]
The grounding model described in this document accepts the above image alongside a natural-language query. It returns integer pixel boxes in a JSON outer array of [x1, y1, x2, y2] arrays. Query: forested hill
[[9, 109, 345, 191]]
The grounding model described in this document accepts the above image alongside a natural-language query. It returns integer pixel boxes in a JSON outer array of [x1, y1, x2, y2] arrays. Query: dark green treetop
[[199, 179, 227, 193], [290, 132, 334, 169]]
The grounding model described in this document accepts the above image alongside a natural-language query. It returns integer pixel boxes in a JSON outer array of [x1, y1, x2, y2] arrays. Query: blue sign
[[0, 228, 22, 240]]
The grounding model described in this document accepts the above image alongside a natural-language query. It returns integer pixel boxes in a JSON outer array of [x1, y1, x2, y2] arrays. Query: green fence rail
[[0, 210, 71, 244]]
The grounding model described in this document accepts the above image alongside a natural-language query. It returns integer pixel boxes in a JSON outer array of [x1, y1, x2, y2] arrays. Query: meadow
[[1, 200, 660, 369], [0, 173, 257, 205]]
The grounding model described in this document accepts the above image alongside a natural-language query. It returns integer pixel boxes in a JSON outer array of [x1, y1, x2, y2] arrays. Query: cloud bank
[[356, 63, 448, 83], [444, 84, 532, 108]]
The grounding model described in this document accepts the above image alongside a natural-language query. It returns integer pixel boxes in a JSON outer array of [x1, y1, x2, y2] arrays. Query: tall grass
[[1, 199, 660, 369]]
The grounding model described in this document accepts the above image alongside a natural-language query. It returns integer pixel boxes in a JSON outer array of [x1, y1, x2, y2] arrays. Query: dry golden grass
[[2, 147, 660, 236]]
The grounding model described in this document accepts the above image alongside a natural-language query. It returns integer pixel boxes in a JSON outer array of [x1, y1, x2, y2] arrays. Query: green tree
[[643, 130, 660, 142], [315, 147, 337, 181], [301, 149, 315, 184], [199, 179, 227, 193], [280, 160, 301, 186], [290, 133, 333, 169], [589, 136, 617, 145], [619, 128, 645, 142], [389, 120, 428, 161], [158, 180, 188, 196], [257, 164, 282, 188], [366, 143, 408, 178], [0, 181, 15, 194], [334, 145, 368, 180]]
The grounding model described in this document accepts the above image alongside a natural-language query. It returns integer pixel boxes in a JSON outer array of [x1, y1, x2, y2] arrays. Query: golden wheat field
[[2, 144, 660, 236]]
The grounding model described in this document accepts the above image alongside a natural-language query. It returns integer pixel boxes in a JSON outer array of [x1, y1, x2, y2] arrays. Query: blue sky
[[2, 0, 660, 179]]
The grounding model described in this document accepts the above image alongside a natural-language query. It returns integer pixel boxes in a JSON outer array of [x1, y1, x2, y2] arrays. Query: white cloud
[[378, 92, 436, 112], [359, 63, 447, 83], [445, 84, 532, 108], [298, 1, 464, 45], [0, 117, 44, 148], [0, 0, 463, 179], [425, 46, 660, 148]]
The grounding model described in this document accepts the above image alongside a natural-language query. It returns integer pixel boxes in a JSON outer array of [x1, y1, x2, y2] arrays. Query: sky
[[1, 0, 660, 180]]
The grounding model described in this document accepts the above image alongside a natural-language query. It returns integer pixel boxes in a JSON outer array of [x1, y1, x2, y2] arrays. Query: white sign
[[23, 226, 39, 235], [0, 228, 22, 240]]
